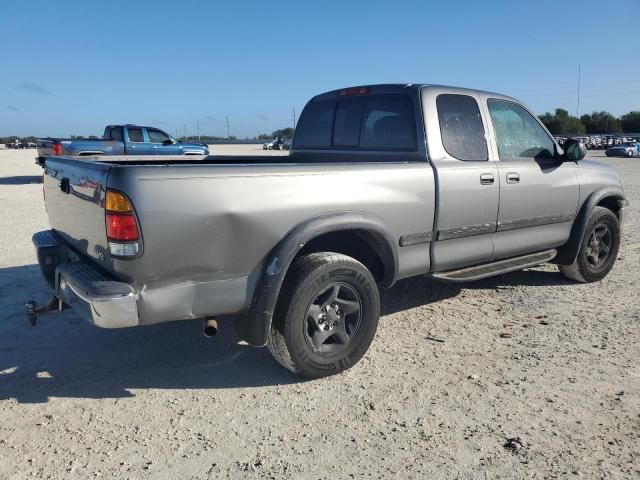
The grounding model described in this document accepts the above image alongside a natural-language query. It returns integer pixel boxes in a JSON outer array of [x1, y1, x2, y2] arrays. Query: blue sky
[[1, 0, 639, 138]]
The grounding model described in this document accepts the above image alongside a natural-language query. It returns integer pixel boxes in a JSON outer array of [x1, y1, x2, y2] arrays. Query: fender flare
[[236, 211, 398, 346], [555, 186, 625, 265]]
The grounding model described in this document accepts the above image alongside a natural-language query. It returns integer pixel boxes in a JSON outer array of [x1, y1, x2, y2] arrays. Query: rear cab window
[[293, 93, 417, 154], [109, 127, 123, 142]]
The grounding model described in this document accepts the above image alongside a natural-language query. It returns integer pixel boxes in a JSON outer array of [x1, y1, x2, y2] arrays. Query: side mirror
[[162, 139, 174, 146], [563, 139, 586, 162]]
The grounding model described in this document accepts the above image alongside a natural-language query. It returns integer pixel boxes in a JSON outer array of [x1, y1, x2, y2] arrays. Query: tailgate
[[43, 157, 112, 265]]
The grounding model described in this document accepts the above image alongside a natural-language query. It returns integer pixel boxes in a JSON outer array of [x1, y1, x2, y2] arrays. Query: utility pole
[[291, 107, 296, 130], [576, 64, 581, 118], [197, 120, 200, 141], [183, 124, 187, 139], [225, 115, 230, 140]]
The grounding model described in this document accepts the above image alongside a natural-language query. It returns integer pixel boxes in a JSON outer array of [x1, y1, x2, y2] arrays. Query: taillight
[[105, 190, 141, 257], [106, 214, 139, 241], [52, 143, 62, 155]]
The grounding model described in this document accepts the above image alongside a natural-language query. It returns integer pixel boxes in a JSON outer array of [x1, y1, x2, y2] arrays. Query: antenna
[[576, 64, 581, 118]]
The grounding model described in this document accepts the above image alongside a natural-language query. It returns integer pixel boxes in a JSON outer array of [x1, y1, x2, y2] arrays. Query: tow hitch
[[25, 297, 64, 326]]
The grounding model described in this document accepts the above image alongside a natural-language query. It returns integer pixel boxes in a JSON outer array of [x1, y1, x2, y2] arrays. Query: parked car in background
[[605, 143, 639, 157], [36, 125, 209, 166], [262, 138, 285, 150], [31, 84, 628, 378]]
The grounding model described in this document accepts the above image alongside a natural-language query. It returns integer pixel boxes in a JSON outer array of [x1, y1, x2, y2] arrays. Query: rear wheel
[[628, 150, 634, 157], [559, 206, 620, 282], [267, 252, 380, 378]]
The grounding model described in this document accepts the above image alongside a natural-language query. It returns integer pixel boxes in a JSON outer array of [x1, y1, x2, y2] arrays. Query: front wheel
[[559, 206, 620, 282], [267, 252, 380, 378]]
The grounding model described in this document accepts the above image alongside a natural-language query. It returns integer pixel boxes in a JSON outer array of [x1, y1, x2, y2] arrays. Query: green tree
[[271, 127, 294, 139], [620, 111, 640, 133], [580, 111, 621, 134], [257, 133, 271, 140], [539, 109, 585, 135]]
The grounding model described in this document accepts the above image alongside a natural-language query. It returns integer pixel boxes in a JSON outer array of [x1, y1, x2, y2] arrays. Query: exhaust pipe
[[202, 318, 218, 337]]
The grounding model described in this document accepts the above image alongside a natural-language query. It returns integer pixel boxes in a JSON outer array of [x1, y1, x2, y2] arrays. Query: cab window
[[147, 129, 170, 144], [488, 99, 555, 159], [109, 127, 123, 142], [127, 128, 144, 143], [436, 94, 488, 161]]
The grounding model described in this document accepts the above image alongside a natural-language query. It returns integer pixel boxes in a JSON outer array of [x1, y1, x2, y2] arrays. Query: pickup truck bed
[[32, 84, 629, 378], [42, 154, 432, 324]]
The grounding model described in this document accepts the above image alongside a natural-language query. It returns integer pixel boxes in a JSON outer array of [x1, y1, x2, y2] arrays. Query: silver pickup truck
[[32, 84, 629, 378]]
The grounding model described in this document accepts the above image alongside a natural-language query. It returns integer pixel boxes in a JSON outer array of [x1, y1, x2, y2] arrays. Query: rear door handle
[[480, 173, 494, 185], [506, 172, 520, 184]]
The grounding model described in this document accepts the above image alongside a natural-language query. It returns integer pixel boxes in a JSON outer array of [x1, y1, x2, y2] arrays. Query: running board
[[431, 249, 557, 283]]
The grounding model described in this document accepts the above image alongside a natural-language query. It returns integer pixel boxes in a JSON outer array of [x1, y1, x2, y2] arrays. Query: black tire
[[267, 252, 380, 378], [559, 206, 620, 283]]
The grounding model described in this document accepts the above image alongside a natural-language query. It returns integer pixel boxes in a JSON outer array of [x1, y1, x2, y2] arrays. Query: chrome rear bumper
[[33, 230, 139, 328]]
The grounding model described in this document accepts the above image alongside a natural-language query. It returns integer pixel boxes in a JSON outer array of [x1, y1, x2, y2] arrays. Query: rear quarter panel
[[106, 161, 435, 318]]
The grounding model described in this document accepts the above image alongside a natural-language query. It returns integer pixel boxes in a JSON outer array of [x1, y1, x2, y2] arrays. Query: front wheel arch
[[555, 187, 625, 265]]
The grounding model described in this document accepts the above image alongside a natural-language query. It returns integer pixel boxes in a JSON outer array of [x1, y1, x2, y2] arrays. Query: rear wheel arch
[[236, 212, 398, 347]]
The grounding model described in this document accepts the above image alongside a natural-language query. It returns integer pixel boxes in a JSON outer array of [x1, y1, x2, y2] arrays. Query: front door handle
[[506, 172, 520, 184], [480, 173, 494, 185]]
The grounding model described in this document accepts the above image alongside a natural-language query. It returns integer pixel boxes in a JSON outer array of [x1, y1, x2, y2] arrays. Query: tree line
[[539, 110, 640, 135], [4, 114, 640, 146]]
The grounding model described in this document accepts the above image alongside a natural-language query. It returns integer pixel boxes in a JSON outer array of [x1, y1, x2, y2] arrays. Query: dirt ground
[[0, 146, 638, 479]]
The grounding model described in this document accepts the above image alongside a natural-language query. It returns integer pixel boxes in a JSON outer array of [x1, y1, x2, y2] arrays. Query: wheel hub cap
[[586, 223, 612, 269], [304, 283, 362, 355]]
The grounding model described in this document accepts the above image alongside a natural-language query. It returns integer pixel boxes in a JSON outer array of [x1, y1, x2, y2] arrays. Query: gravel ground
[[0, 147, 638, 479]]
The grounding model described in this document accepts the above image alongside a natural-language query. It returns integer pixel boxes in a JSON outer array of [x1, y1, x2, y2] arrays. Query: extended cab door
[[123, 126, 146, 154], [481, 97, 579, 260], [422, 89, 500, 271]]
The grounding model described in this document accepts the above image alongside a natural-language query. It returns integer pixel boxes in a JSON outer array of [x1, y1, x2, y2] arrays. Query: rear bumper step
[[431, 249, 557, 283], [32, 230, 139, 328]]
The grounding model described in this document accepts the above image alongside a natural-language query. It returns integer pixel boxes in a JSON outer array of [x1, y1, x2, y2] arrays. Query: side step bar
[[431, 249, 557, 283]]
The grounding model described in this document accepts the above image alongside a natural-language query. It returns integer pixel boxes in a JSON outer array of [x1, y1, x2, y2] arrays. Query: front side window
[[436, 94, 487, 161], [488, 100, 555, 159], [147, 129, 170, 144], [127, 128, 144, 143]]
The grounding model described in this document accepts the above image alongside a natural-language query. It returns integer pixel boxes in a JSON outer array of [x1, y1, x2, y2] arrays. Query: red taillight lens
[[52, 143, 62, 155], [106, 213, 139, 241]]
